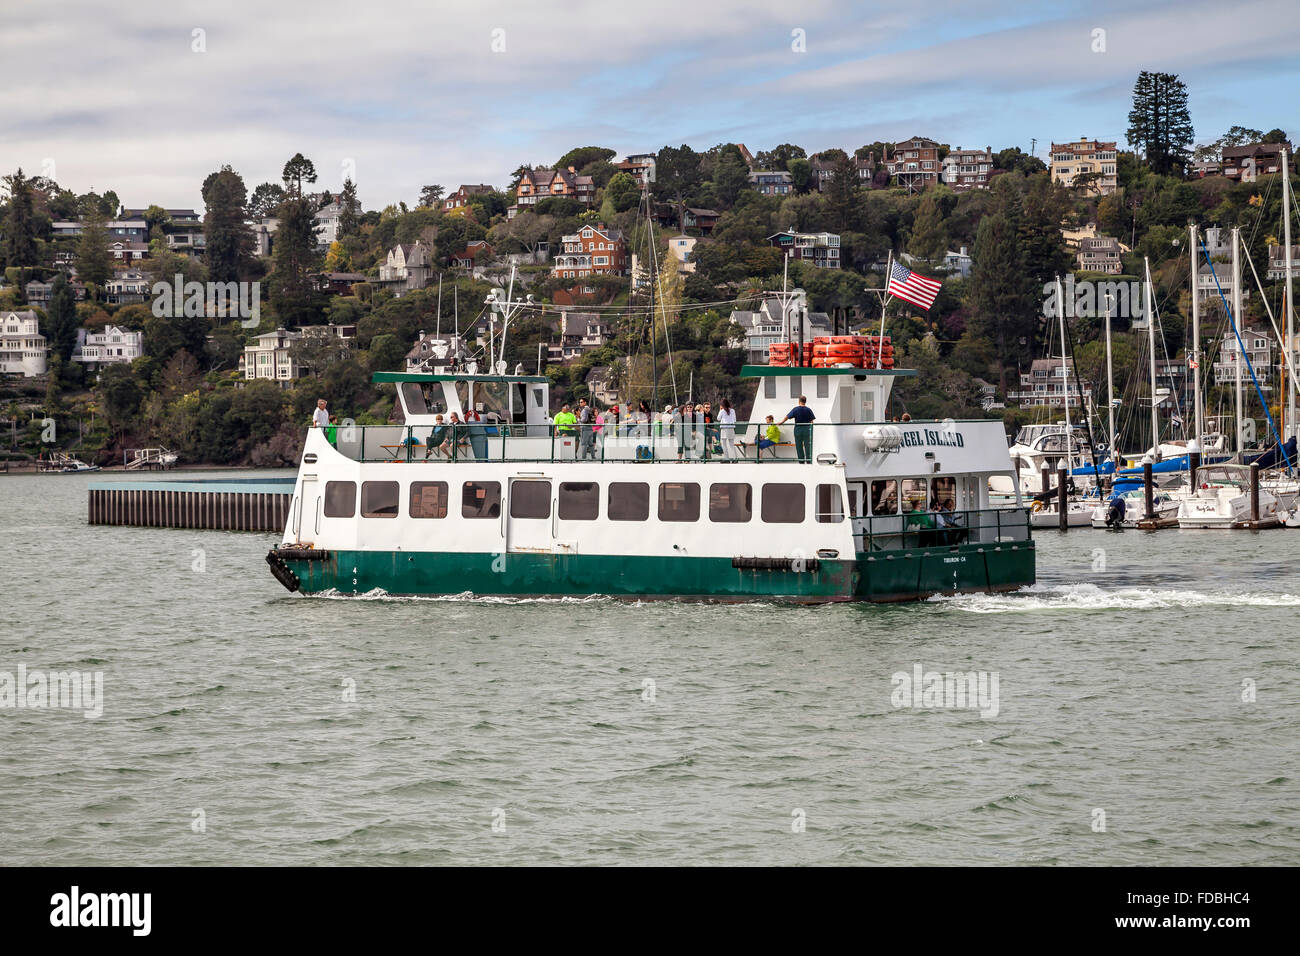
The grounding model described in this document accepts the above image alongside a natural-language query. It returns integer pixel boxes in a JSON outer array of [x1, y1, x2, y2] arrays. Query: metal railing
[[854, 507, 1031, 552], [326, 420, 992, 465]]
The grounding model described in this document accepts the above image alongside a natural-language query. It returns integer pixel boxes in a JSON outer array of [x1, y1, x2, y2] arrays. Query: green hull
[[276, 541, 1034, 603]]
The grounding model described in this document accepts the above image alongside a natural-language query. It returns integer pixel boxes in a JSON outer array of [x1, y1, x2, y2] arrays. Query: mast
[[435, 274, 442, 339], [1189, 224, 1203, 451], [1144, 257, 1160, 457], [1285, 147, 1295, 441], [1232, 227, 1244, 455], [1056, 276, 1073, 467], [647, 187, 658, 410], [1104, 291, 1116, 457]]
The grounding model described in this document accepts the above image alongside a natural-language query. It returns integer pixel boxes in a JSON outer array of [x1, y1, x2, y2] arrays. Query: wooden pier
[[88, 477, 295, 532]]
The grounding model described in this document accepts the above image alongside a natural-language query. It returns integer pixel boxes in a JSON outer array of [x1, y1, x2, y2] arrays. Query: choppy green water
[[1, 471, 1296, 865]]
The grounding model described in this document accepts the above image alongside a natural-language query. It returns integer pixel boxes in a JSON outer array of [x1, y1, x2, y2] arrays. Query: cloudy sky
[[3, 0, 1297, 211]]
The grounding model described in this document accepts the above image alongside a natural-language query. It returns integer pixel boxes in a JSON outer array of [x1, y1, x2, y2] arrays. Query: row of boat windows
[[322, 479, 847, 524]]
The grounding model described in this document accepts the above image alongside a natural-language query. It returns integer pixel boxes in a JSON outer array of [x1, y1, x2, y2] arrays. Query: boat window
[[608, 482, 650, 521], [323, 480, 356, 518], [476, 380, 511, 421], [462, 481, 502, 518], [658, 482, 700, 522], [817, 376, 829, 398], [764, 377, 777, 399], [870, 479, 897, 515], [762, 483, 805, 523], [401, 383, 427, 415], [409, 481, 448, 519], [708, 482, 751, 522], [361, 481, 399, 518], [453, 380, 470, 413], [558, 481, 599, 520], [931, 476, 956, 510], [789, 376, 802, 398], [510, 480, 551, 519], [900, 478, 928, 513], [816, 484, 844, 523]]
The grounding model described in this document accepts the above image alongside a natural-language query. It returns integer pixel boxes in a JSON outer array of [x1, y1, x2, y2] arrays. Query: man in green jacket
[[553, 405, 578, 436]]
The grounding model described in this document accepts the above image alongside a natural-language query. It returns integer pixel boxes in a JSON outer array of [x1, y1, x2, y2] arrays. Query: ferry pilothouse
[[266, 359, 1036, 602]]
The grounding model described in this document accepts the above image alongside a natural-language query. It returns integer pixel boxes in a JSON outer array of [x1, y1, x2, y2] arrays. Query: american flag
[[887, 262, 943, 311]]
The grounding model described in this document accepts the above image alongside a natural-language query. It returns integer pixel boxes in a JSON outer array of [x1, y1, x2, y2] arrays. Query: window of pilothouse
[[608, 482, 649, 521], [559, 482, 599, 520], [870, 480, 897, 516], [658, 482, 700, 522], [462, 481, 502, 519], [761, 483, 805, 523], [323, 481, 356, 518], [708, 482, 751, 523], [409, 481, 448, 519], [361, 481, 399, 518], [816, 484, 844, 523]]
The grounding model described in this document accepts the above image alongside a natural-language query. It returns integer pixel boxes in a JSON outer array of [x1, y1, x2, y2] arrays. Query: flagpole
[[877, 250, 893, 369]]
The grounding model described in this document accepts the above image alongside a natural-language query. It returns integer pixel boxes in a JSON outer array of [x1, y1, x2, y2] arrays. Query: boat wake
[[930, 582, 1300, 613]]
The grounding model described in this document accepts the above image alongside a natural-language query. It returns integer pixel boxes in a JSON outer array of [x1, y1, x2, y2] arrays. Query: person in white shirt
[[717, 398, 738, 459], [312, 399, 330, 428]]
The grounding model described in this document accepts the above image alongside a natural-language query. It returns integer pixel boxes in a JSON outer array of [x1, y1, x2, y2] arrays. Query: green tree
[[712, 144, 750, 208], [787, 157, 813, 194], [270, 196, 323, 326], [366, 333, 406, 373], [339, 178, 361, 238], [1019, 175, 1072, 286], [77, 200, 112, 292], [555, 146, 615, 172], [418, 184, 444, 208], [2, 169, 39, 280], [824, 152, 860, 231], [202, 165, 254, 283], [1126, 71, 1194, 175], [281, 153, 318, 197], [249, 182, 285, 219], [604, 172, 641, 213], [968, 177, 1036, 390], [652, 145, 704, 210], [45, 274, 79, 361], [908, 188, 949, 261]]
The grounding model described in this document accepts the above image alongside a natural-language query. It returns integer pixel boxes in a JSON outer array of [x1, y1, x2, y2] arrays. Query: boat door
[[295, 476, 319, 543], [506, 477, 553, 553]]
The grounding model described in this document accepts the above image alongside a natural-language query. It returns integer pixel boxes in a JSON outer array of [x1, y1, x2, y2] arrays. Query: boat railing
[[325, 420, 983, 465], [854, 507, 1031, 552]]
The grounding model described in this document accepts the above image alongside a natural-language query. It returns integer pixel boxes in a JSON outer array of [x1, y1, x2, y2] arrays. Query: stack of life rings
[[769, 335, 893, 368]]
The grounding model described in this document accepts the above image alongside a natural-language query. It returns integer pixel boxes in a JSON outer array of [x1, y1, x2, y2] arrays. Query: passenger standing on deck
[[636, 401, 651, 437], [718, 399, 737, 459], [464, 406, 487, 460], [553, 404, 577, 437], [312, 398, 330, 428], [780, 395, 816, 463], [677, 403, 696, 461], [577, 398, 596, 460]]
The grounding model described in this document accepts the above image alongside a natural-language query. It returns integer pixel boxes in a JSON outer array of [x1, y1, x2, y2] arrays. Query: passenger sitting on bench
[[426, 415, 448, 458], [756, 415, 781, 457]]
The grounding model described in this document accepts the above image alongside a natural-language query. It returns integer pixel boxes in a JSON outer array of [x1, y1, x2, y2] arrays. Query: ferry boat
[[266, 364, 1035, 602]]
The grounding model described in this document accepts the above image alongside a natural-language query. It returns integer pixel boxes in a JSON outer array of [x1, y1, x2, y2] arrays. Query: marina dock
[[88, 477, 295, 532]]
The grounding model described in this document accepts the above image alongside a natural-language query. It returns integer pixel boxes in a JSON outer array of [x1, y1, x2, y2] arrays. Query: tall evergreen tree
[[202, 165, 254, 283], [339, 178, 361, 237], [2, 168, 39, 283], [249, 182, 286, 219], [1126, 71, 1194, 175], [1019, 175, 1073, 286], [281, 153, 318, 198], [825, 152, 860, 231], [712, 145, 750, 208], [46, 273, 79, 362], [908, 189, 949, 262], [77, 199, 112, 292], [969, 177, 1036, 391], [271, 196, 322, 326]]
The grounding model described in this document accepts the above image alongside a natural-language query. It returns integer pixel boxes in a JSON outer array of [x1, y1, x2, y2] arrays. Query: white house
[[314, 203, 343, 249], [239, 327, 303, 383], [105, 270, 152, 305], [0, 310, 49, 377], [72, 325, 144, 371], [668, 234, 697, 273], [728, 296, 831, 365], [376, 240, 433, 296]]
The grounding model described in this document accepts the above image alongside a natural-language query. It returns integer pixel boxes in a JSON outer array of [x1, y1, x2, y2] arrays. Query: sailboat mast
[[1189, 224, 1204, 450], [1232, 227, 1244, 455], [647, 189, 658, 410], [1285, 147, 1295, 441], [1144, 257, 1160, 457], [1105, 292, 1116, 456], [1056, 276, 1072, 464]]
